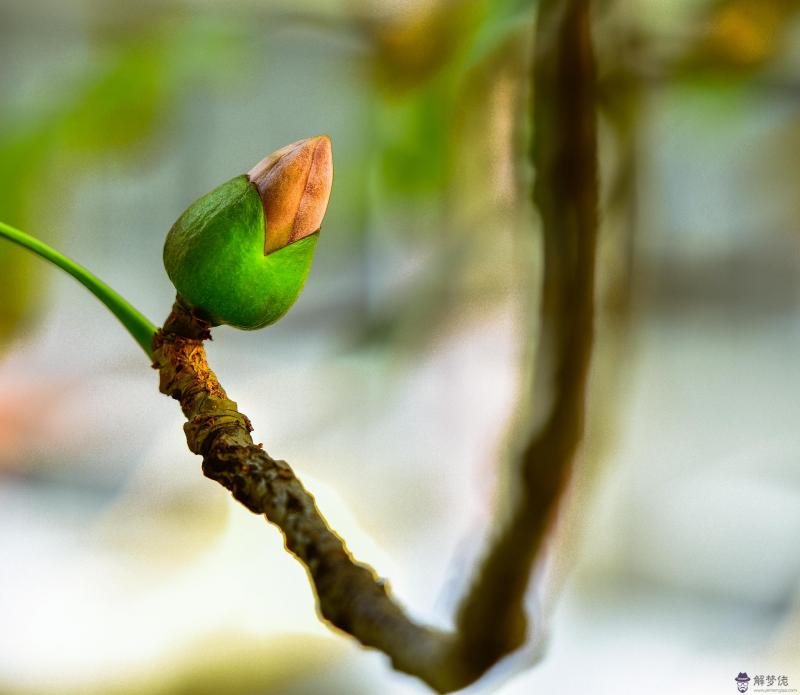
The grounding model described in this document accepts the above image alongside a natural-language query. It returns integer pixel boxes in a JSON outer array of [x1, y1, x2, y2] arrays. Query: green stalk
[[0, 220, 157, 359]]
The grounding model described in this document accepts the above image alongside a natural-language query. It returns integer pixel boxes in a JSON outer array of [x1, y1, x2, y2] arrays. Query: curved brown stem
[[151, 0, 598, 690], [153, 300, 459, 691]]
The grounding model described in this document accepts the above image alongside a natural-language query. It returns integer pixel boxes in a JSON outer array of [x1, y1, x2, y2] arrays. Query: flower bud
[[248, 136, 333, 254], [163, 137, 333, 330]]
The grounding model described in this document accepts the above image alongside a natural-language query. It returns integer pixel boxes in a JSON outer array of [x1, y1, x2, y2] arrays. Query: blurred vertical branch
[[453, 0, 598, 677], [155, 0, 598, 692]]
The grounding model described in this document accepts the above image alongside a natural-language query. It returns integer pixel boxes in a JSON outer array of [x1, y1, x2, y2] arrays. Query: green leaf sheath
[[0, 220, 157, 358], [163, 175, 319, 329]]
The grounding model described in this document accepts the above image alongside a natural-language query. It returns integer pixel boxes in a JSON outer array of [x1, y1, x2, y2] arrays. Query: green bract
[[163, 175, 318, 329]]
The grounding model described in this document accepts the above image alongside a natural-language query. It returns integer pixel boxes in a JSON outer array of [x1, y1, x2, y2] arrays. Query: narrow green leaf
[[0, 220, 157, 358]]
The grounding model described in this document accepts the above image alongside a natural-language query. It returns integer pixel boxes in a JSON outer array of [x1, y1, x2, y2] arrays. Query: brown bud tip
[[247, 135, 333, 255]]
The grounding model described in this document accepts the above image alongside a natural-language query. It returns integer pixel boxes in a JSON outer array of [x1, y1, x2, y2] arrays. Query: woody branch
[[151, 0, 598, 691]]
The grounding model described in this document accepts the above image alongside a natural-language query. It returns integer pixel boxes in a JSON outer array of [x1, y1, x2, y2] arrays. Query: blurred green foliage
[[367, 0, 535, 199], [0, 17, 249, 345]]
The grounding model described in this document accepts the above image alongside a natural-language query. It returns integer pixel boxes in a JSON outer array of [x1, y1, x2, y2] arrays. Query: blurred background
[[1, 0, 799, 693]]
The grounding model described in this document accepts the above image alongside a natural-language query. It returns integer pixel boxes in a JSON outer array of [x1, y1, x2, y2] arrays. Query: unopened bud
[[163, 137, 333, 330], [248, 135, 333, 254]]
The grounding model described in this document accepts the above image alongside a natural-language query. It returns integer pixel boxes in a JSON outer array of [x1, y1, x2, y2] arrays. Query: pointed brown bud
[[247, 135, 333, 255]]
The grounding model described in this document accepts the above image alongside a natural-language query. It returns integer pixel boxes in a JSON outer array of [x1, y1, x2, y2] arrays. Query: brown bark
[[152, 299, 460, 692]]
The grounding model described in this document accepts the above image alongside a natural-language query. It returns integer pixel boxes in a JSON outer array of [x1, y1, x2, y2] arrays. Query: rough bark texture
[[152, 0, 597, 691], [152, 300, 459, 693]]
